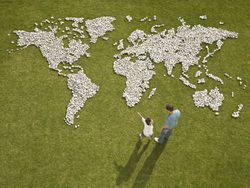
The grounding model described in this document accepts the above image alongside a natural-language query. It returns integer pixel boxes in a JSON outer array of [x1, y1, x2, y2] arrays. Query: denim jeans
[[158, 128, 172, 144]]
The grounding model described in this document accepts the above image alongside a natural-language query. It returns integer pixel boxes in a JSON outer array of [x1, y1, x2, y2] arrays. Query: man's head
[[145, 118, 152, 125], [166, 104, 174, 113]]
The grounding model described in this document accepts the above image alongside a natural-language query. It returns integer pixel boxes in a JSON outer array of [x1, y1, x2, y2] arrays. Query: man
[[154, 104, 181, 144]]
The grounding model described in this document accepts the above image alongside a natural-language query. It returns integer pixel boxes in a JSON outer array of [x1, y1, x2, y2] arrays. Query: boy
[[137, 112, 154, 140]]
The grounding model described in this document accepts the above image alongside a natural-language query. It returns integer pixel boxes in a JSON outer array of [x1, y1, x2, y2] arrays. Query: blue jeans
[[158, 128, 172, 144]]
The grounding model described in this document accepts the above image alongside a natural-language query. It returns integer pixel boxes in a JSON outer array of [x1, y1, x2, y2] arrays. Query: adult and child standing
[[137, 104, 181, 144]]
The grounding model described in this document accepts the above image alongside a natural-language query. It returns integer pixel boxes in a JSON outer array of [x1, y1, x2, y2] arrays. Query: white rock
[[148, 88, 156, 99], [199, 15, 207, 20], [126, 15, 133, 22]]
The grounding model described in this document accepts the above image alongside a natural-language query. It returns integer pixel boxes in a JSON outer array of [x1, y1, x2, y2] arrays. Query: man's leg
[[164, 129, 172, 141], [156, 129, 172, 144], [158, 130, 167, 144]]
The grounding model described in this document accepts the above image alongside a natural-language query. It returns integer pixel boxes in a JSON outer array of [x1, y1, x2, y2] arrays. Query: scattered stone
[[231, 92, 234, 98], [102, 36, 109, 40], [236, 76, 242, 81], [224, 73, 233, 79], [195, 71, 202, 77], [232, 104, 243, 118], [219, 22, 224, 25], [140, 17, 148, 22], [126, 15, 133, 22], [150, 24, 164, 33], [179, 75, 196, 89], [65, 17, 84, 27], [206, 72, 224, 85], [148, 88, 156, 99], [199, 15, 207, 20], [197, 78, 205, 84]]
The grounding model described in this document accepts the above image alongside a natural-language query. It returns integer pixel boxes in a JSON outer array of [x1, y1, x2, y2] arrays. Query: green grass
[[0, 0, 250, 187]]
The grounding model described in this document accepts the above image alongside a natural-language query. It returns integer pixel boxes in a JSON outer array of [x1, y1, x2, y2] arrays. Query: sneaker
[[139, 133, 143, 139], [154, 137, 159, 143]]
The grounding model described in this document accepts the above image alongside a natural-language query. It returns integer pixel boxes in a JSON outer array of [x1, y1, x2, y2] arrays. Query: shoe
[[154, 137, 159, 143], [139, 133, 143, 139]]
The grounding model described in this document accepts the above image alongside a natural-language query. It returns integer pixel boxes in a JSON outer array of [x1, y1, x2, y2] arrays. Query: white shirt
[[141, 117, 154, 136]]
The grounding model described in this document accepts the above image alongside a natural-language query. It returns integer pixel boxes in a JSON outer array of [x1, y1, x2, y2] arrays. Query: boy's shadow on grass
[[114, 139, 150, 185], [132, 139, 168, 188]]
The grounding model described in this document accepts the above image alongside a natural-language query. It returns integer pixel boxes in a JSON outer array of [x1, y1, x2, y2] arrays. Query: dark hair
[[145, 118, 151, 125], [166, 104, 174, 112]]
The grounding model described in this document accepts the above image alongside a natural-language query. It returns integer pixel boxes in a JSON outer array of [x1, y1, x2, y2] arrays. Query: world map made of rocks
[[7, 15, 246, 128]]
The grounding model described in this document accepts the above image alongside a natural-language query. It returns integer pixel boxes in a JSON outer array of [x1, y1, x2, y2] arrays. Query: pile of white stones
[[13, 16, 116, 127], [231, 104, 243, 118], [116, 18, 238, 76], [113, 17, 238, 108], [113, 57, 155, 107], [85, 16, 116, 43], [14, 29, 90, 70], [65, 70, 99, 125], [192, 87, 224, 111]]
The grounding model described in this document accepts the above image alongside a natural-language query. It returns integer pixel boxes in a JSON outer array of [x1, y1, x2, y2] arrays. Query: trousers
[[158, 128, 172, 144]]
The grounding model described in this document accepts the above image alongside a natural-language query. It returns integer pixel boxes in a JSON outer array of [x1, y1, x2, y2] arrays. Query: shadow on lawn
[[132, 140, 168, 188], [114, 139, 150, 185]]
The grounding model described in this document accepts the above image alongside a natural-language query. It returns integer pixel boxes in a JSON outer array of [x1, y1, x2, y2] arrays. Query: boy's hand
[[137, 112, 142, 117]]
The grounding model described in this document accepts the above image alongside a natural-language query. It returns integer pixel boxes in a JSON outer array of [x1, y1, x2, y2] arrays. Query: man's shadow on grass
[[132, 139, 169, 188], [114, 139, 150, 185]]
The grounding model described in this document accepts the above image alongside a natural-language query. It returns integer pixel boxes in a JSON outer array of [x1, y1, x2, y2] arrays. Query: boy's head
[[145, 118, 152, 125], [166, 104, 174, 113]]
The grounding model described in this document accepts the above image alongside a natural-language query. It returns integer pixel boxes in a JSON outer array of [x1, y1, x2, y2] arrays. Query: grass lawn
[[0, 0, 250, 187]]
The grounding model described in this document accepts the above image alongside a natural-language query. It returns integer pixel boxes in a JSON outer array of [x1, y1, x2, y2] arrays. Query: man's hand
[[161, 125, 169, 130]]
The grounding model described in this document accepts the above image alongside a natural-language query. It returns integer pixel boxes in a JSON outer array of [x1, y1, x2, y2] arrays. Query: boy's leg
[[139, 131, 145, 139], [150, 134, 155, 140]]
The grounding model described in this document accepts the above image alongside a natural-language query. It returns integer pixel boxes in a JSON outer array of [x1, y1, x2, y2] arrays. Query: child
[[137, 112, 154, 139]]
